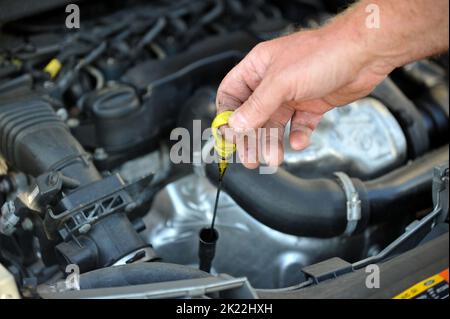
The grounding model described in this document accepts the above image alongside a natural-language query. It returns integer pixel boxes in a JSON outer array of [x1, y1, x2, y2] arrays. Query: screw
[[67, 118, 80, 128], [94, 148, 108, 161], [78, 224, 91, 234], [56, 108, 69, 121], [21, 218, 33, 231], [47, 172, 59, 186], [43, 81, 55, 90], [125, 202, 137, 212]]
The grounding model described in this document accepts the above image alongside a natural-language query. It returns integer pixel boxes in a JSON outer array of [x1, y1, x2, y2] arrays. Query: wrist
[[331, 1, 398, 77], [317, 11, 393, 84], [334, 0, 449, 76]]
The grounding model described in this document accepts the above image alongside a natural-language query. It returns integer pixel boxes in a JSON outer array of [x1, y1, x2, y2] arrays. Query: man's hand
[[216, 28, 387, 168], [216, 0, 449, 169]]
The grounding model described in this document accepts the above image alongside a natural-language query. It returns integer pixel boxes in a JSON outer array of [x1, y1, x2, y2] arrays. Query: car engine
[[0, 0, 448, 299]]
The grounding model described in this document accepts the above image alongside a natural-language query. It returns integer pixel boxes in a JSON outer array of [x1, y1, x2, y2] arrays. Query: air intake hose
[[206, 146, 448, 238], [0, 97, 100, 185]]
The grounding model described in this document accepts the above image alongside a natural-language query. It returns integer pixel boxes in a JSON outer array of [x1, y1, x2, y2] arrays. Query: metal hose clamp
[[334, 172, 361, 236]]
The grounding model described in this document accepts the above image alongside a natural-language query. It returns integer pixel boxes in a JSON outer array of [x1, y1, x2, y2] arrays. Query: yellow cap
[[43, 58, 62, 79], [211, 111, 236, 177], [211, 111, 236, 159]]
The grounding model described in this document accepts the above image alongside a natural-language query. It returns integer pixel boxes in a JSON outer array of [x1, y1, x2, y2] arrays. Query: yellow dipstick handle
[[211, 111, 236, 178], [43, 58, 62, 79]]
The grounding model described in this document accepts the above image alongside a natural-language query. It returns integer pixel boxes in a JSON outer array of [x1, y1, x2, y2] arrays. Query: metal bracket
[[353, 162, 449, 269]]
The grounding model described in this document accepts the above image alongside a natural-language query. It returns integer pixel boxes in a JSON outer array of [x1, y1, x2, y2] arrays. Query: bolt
[[43, 81, 55, 90], [94, 148, 108, 161], [67, 118, 80, 128], [56, 108, 69, 121], [78, 224, 91, 234], [21, 218, 33, 231], [125, 202, 137, 212], [47, 172, 59, 186]]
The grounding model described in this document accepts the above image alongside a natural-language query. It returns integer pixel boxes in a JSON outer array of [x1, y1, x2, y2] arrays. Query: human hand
[[216, 0, 449, 169]]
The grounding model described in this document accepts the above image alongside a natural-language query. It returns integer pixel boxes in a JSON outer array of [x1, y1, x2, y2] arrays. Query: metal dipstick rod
[[198, 111, 235, 273], [210, 176, 223, 231]]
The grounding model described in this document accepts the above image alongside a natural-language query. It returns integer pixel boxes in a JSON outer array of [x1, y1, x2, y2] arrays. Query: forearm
[[328, 0, 449, 74]]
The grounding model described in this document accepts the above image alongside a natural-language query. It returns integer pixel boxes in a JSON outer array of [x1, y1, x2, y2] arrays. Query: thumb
[[228, 75, 287, 131]]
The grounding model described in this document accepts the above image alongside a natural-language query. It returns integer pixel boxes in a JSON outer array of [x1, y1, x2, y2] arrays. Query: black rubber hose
[[207, 163, 353, 237], [79, 262, 210, 289], [365, 145, 449, 224], [205, 146, 449, 238], [371, 78, 430, 158]]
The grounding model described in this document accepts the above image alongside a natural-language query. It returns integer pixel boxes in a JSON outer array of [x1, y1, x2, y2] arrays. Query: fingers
[[234, 104, 293, 168], [228, 75, 287, 131], [261, 104, 294, 166], [261, 120, 285, 167], [235, 128, 260, 169], [216, 46, 267, 114], [216, 41, 288, 167], [217, 42, 286, 131], [235, 122, 283, 169], [289, 109, 322, 151], [216, 66, 253, 114]]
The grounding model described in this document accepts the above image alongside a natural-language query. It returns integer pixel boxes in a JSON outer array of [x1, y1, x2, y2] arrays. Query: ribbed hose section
[[0, 98, 100, 184], [0, 99, 64, 163]]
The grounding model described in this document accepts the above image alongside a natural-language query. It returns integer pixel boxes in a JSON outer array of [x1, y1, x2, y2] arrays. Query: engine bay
[[0, 0, 448, 299]]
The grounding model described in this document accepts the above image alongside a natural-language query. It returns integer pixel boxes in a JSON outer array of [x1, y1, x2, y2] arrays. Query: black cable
[[134, 18, 167, 55], [51, 42, 107, 97]]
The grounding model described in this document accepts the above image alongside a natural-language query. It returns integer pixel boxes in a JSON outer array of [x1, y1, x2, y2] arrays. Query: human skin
[[216, 0, 449, 169]]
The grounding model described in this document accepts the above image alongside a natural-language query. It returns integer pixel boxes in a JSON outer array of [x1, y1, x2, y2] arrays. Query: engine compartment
[[0, 0, 448, 298]]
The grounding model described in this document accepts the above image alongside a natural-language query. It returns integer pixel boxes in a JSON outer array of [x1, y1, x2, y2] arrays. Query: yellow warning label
[[394, 269, 449, 299]]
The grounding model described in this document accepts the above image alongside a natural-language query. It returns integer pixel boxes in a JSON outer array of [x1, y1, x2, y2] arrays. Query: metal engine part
[[283, 97, 407, 179]]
